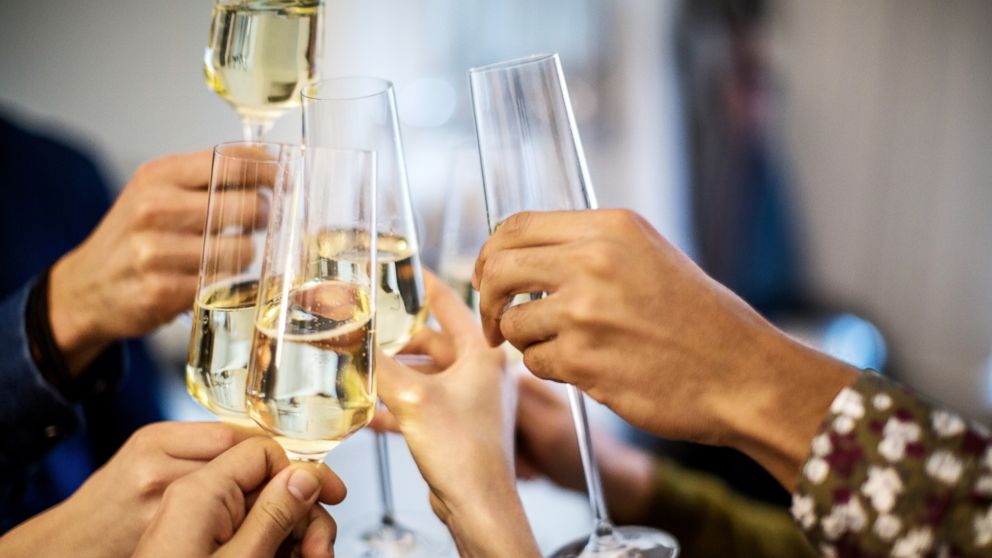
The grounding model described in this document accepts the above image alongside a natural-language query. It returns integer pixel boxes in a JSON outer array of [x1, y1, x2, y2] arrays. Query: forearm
[[714, 325, 858, 490], [445, 503, 540, 557], [0, 499, 101, 558], [438, 479, 541, 558], [49, 254, 111, 374]]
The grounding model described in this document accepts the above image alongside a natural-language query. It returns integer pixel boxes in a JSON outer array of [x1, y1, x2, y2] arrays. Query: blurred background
[[1, 0, 990, 545]]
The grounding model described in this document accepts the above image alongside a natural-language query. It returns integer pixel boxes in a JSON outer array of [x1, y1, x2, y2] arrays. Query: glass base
[[550, 526, 679, 558], [337, 511, 455, 558]]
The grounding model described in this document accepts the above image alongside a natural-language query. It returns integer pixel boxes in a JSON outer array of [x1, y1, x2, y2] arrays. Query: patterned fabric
[[792, 372, 992, 558]]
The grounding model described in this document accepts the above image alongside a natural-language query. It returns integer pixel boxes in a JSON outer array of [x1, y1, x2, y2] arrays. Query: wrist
[[441, 483, 540, 558], [713, 323, 858, 490], [49, 255, 108, 373]]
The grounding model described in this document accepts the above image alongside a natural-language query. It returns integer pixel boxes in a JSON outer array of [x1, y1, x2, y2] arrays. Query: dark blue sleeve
[[0, 280, 80, 474]]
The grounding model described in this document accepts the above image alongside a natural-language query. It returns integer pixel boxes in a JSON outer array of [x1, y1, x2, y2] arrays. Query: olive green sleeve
[[637, 457, 818, 558]]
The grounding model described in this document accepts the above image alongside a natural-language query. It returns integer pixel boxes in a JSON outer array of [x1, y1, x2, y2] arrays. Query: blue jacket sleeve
[[0, 280, 80, 473]]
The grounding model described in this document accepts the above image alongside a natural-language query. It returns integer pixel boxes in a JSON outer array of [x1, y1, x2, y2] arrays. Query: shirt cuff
[[0, 277, 126, 471]]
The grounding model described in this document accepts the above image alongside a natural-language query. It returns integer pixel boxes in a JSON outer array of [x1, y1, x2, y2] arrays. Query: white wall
[[773, 0, 992, 417]]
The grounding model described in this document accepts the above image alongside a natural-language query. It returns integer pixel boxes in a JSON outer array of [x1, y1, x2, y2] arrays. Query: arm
[[474, 209, 992, 555], [134, 437, 345, 558], [375, 273, 541, 558], [0, 149, 223, 474], [515, 374, 818, 558], [792, 372, 992, 558], [0, 422, 261, 558], [473, 209, 854, 489], [0, 281, 82, 473]]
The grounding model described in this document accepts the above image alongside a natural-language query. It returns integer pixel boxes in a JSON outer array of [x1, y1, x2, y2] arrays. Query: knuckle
[[501, 211, 533, 236], [582, 241, 619, 276], [132, 198, 161, 227], [604, 208, 638, 229], [499, 308, 519, 339], [128, 423, 160, 451], [481, 250, 508, 285], [208, 425, 239, 451], [134, 462, 169, 495], [522, 348, 549, 378], [259, 500, 296, 533], [133, 160, 158, 184], [132, 235, 159, 271], [401, 383, 431, 407], [564, 296, 598, 326]]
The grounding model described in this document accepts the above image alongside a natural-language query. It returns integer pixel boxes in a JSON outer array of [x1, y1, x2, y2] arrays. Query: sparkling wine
[[204, 0, 323, 125], [247, 279, 375, 461], [186, 278, 259, 422], [315, 229, 428, 356]]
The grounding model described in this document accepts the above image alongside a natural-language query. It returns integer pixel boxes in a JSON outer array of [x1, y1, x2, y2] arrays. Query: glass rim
[[213, 140, 301, 162], [302, 76, 394, 102], [469, 53, 559, 75]]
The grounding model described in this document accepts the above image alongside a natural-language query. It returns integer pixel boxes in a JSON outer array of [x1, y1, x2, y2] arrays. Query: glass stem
[[374, 430, 397, 526], [241, 117, 272, 142], [566, 385, 618, 543]]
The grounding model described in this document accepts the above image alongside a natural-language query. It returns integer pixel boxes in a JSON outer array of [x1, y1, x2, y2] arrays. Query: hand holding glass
[[470, 53, 680, 558]]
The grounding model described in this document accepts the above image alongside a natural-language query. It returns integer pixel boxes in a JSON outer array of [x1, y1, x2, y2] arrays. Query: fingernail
[[287, 468, 321, 502]]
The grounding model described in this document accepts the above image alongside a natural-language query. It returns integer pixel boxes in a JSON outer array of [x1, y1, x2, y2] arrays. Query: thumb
[[219, 464, 323, 558], [376, 350, 422, 410]]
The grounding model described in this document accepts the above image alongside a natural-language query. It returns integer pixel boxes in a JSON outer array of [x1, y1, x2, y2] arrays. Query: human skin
[[472, 209, 857, 490], [133, 437, 346, 558], [0, 422, 263, 557], [374, 273, 542, 558], [48, 149, 264, 373]]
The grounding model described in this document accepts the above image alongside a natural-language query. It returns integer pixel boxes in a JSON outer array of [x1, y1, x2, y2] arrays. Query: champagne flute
[[303, 77, 445, 557], [470, 53, 680, 558], [438, 144, 489, 310], [204, 0, 325, 141], [246, 147, 378, 463], [187, 141, 299, 426]]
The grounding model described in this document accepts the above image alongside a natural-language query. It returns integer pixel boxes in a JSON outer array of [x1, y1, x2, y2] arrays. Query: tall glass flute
[[187, 141, 297, 426], [204, 0, 325, 141], [303, 78, 442, 557], [246, 147, 379, 463], [470, 53, 680, 558], [438, 144, 490, 310]]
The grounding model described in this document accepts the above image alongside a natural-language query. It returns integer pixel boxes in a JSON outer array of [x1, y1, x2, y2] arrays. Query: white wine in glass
[[315, 229, 427, 356], [303, 77, 448, 558], [250, 278, 376, 461], [187, 142, 298, 425], [187, 277, 259, 419], [204, 0, 324, 141], [246, 147, 379, 465]]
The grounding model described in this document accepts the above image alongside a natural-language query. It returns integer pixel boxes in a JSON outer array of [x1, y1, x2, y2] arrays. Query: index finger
[[473, 210, 604, 289], [195, 437, 346, 505], [152, 421, 265, 461], [138, 149, 214, 190]]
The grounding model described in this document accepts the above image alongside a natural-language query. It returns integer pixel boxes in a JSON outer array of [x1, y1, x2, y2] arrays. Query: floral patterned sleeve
[[791, 371, 992, 558]]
